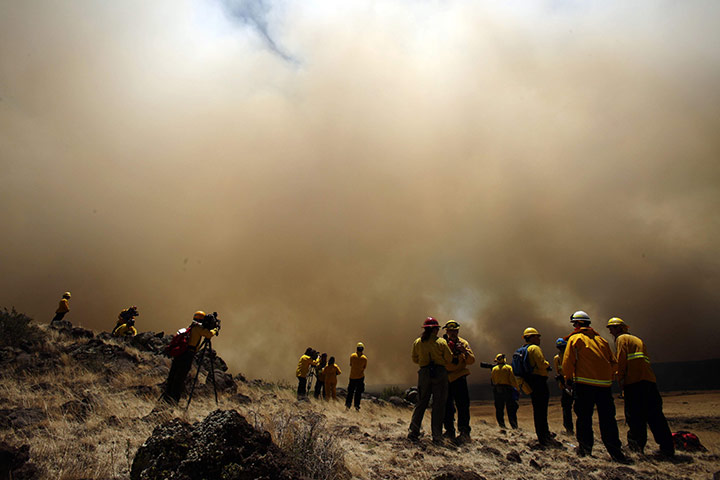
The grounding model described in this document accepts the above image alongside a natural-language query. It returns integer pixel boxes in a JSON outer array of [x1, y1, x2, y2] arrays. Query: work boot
[[576, 446, 591, 457], [610, 451, 633, 464], [407, 431, 420, 442], [456, 433, 471, 445]]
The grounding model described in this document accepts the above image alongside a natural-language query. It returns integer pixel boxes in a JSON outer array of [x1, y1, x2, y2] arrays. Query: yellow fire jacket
[[614, 333, 656, 386], [187, 325, 217, 351], [527, 345, 550, 377], [411, 333, 453, 367], [296, 354, 319, 378], [349, 353, 368, 379], [56, 299, 70, 314], [445, 336, 475, 383], [491, 363, 518, 388], [112, 323, 137, 337], [322, 363, 341, 382], [562, 327, 616, 387]]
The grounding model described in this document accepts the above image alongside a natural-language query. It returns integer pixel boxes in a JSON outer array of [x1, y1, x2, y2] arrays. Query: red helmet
[[422, 317, 439, 328]]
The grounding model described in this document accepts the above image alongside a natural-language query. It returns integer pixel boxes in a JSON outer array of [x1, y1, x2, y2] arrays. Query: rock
[[506, 450, 522, 463], [433, 466, 487, 480], [529, 458, 542, 470], [130, 332, 169, 354], [206, 371, 237, 395], [234, 373, 247, 383], [70, 327, 94, 339], [61, 398, 93, 420], [0, 408, 46, 429], [480, 445, 502, 457], [131, 409, 308, 480], [231, 393, 252, 404], [63, 338, 139, 371], [0, 441, 41, 480], [388, 396, 409, 407]]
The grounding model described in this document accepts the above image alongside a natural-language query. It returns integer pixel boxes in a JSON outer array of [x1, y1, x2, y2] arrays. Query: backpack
[[672, 431, 705, 451], [511, 345, 533, 379], [164, 325, 193, 357]]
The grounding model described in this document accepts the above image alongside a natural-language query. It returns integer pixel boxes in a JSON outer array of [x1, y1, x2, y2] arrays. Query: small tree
[[0, 307, 41, 348]]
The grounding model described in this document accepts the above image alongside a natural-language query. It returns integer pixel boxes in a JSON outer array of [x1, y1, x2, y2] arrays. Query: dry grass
[[2, 325, 719, 479]]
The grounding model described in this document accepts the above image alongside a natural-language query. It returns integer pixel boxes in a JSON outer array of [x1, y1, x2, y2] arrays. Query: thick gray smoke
[[1, 1, 719, 385]]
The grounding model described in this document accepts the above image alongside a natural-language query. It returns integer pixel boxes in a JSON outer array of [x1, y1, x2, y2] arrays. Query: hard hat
[[443, 320, 460, 330], [193, 310, 206, 321], [607, 317, 626, 327], [423, 317, 439, 328], [356, 342, 365, 350], [556, 337, 567, 347], [495, 353, 505, 363], [523, 327, 540, 337], [571, 310, 591, 323], [63, 292, 72, 298]]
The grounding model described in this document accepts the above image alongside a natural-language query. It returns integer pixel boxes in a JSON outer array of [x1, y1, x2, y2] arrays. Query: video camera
[[201, 312, 221, 332]]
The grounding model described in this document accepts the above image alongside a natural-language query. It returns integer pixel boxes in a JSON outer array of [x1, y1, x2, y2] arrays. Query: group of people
[[408, 310, 674, 463], [50, 293, 675, 460], [296, 343, 368, 409]]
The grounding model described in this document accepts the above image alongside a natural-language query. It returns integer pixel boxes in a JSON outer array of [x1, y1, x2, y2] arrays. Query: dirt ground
[[470, 389, 720, 454]]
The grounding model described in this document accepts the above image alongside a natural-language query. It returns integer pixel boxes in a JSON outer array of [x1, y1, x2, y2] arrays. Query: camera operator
[[161, 310, 220, 405], [112, 305, 139, 337]]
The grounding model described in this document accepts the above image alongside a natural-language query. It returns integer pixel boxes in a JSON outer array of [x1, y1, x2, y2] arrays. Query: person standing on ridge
[[607, 317, 674, 457], [408, 317, 454, 443], [563, 311, 628, 462], [518, 327, 556, 446], [442, 320, 475, 443], [322, 356, 342, 401], [554, 337, 574, 434], [491, 353, 519, 429], [345, 342, 367, 411], [51, 292, 71, 324], [296, 348, 319, 399], [161, 310, 219, 405]]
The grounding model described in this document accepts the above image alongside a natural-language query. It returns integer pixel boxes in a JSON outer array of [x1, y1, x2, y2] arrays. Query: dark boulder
[[433, 466, 487, 480], [0, 441, 41, 480], [130, 332, 170, 355], [62, 338, 139, 371], [0, 408, 46, 429], [131, 409, 308, 480], [206, 371, 237, 395], [388, 396, 410, 407]]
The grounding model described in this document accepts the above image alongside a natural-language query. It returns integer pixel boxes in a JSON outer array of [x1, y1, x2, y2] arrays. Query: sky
[[1, 0, 719, 386]]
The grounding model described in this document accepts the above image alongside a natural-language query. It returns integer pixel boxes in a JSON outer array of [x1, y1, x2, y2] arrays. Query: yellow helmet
[[356, 342, 365, 350], [63, 292, 72, 298], [193, 310, 206, 321], [443, 320, 460, 330], [607, 317, 626, 327], [523, 327, 540, 337], [495, 353, 505, 363]]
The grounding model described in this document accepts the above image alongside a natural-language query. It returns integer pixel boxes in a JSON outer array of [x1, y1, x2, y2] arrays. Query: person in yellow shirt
[[313, 353, 328, 399], [607, 317, 673, 457], [442, 320, 475, 443], [554, 337, 574, 434], [491, 353, 519, 429], [563, 311, 626, 462], [161, 310, 219, 405], [518, 327, 555, 446], [51, 292, 71, 324], [322, 356, 342, 401], [408, 317, 454, 443], [345, 343, 368, 411], [296, 348, 319, 399], [112, 306, 139, 337]]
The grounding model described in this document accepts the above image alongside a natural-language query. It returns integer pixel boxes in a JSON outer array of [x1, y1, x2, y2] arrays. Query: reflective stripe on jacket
[[615, 333, 656, 386], [562, 327, 616, 387]]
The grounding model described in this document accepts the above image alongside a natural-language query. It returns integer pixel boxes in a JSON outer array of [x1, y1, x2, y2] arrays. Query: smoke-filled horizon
[[2, 1, 719, 385]]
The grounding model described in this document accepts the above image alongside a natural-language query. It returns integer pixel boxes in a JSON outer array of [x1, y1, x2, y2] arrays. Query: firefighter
[[345, 342, 368, 411], [112, 306, 139, 337], [563, 311, 628, 462], [491, 353, 519, 429], [408, 317, 454, 443], [442, 320, 475, 443], [161, 311, 219, 405], [51, 292, 71, 324], [520, 327, 556, 446], [314, 353, 328, 399], [296, 348, 319, 399], [554, 337, 574, 434], [322, 356, 342, 401], [607, 317, 674, 457]]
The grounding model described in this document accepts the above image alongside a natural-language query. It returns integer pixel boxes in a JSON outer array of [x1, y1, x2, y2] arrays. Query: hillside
[[1, 310, 719, 480]]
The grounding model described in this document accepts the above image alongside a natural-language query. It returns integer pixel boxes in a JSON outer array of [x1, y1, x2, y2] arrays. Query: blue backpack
[[511, 345, 533, 378]]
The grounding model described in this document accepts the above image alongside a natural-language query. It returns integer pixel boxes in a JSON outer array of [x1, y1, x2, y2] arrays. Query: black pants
[[573, 383, 623, 458], [297, 376, 307, 397], [624, 380, 674, 454], [561, 388, 574, 433], [345, 378, 365, 409], [443, 375, 471, 435], [51, 312, 66, 323], [314, 377, 325, 399], [162, 350, 195, 404], [526, 375, 551, 442], [493, 384, 518, 428]]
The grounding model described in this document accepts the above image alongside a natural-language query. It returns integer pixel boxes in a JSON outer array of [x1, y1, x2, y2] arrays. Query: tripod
[[186, 337, 218, 410]]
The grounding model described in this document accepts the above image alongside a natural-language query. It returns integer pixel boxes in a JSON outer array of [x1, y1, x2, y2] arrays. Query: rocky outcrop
[[131, 409, 307, 480], [0, 441, 41, 480]]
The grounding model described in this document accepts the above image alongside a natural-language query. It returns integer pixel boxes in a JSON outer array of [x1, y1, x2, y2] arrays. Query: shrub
[[0, 307, 42, 348], [379, 385, 404, 401]]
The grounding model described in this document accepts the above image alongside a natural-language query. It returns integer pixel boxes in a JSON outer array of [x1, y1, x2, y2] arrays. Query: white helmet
[[571, 310, 590, 323]]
